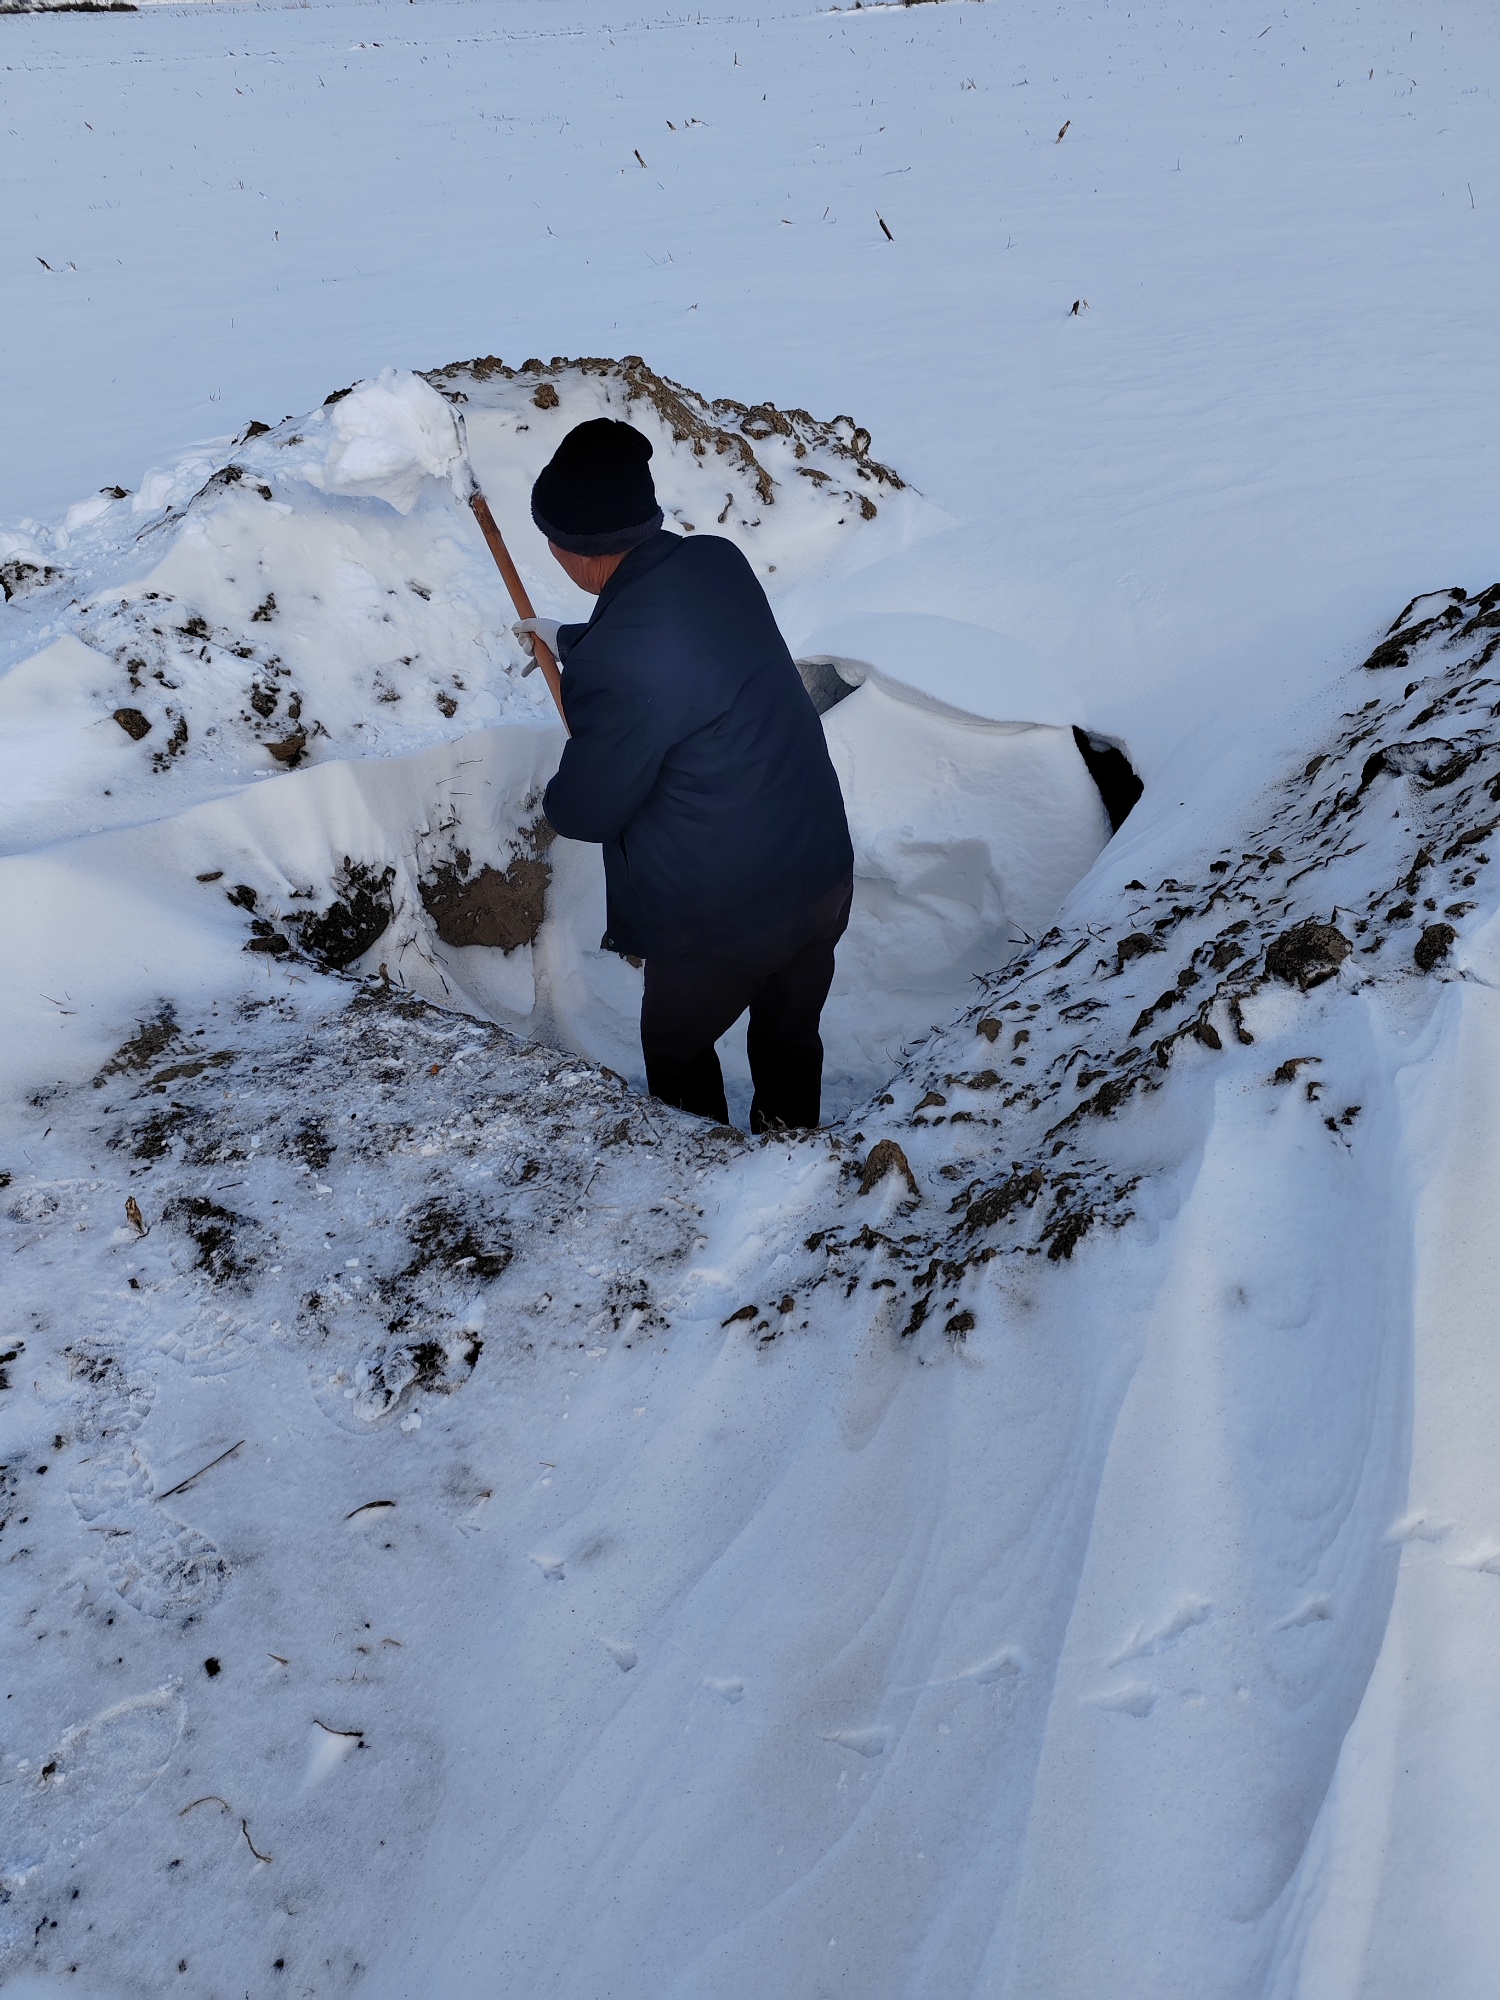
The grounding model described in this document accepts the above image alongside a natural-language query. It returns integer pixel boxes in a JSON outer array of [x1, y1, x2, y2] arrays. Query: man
[[516, 417, 853, 1133]]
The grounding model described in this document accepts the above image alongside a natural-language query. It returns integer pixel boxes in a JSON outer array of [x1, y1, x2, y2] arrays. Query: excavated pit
[[382, 660, 1140, 1123]]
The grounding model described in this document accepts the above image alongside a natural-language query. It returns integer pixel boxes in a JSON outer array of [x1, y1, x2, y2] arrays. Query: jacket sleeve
[[555, 621, 589, 663], [542, 664, 671, 846]]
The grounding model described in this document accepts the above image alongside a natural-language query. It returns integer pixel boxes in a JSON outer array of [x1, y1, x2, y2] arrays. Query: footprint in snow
[[66, 1350, 228, 1620], [156, 1307, 255, 1377], [4, 1688, 184, 1879], [529, 1551, 565, 1581], [1274, 1595, 1333, 1630], [601, 1639, 637, 1672], [822, 1725, 889, 1756], [960, 1645, 1029, 1684], [1108, 1593, 1212, 1667], [703, 1675, 745, 1704], [1384, 1511, 1452, 1545], [1087, 1682, 1159, 1719]]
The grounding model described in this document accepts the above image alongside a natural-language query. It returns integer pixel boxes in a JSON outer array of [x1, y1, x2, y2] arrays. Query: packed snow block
[[816, 676, 1111, 1099], [309, 369, 466, 515]]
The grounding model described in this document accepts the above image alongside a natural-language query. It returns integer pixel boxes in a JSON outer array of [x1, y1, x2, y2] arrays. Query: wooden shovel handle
[[468, 491, 567, 728]]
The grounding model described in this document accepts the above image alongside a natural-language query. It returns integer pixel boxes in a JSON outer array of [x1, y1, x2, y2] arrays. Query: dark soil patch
[[245, 922, 292, 956], [292, 1119, 334, 1170], [1044, 1201, 1096, 1261], [285, 861, 395, 971], [0, 559, 64, 600], [112, 706, 152, 741], [164, 1195, 252, 1285], [150, 712, 188, 771], [144, 1050, 235, 1091], [409, 1340, 448, 1389], [959, 1167, 1045, 1234], [421, 827, 553, 952], [265, 726, 308, 768], [120, 1107, 189, 1161], [402, 1199, 510, 1281], [1115, 933, 1156, 973], [95, 1005, 179, 1084], [1264, 920, 1352, 991], [859, 1139, 918, 1198], [1414, 922, 1456, 971]]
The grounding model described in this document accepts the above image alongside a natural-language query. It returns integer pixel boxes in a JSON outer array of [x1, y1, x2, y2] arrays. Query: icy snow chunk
[[314, 369, 464, 515], [0, 527, 45, 566], [63, 494, 115, 536]]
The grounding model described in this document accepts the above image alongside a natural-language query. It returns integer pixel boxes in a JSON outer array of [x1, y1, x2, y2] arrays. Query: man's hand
[[513, 617, 562, 676]]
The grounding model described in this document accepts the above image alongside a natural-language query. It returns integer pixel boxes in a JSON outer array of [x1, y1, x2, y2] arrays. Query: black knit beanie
[[530, 419, 664, 556]]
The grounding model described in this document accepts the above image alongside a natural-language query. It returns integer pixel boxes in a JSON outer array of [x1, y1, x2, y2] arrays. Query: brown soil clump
[[1264, 920, 1352, 991], [421, 826, 554, 953]]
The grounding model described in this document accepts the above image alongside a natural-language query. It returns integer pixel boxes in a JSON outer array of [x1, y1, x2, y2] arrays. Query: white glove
[[512, 617, 561, 675]]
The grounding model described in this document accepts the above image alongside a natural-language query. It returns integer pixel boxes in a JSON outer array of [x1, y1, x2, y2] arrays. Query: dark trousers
[[641, 878, 852, 1132]]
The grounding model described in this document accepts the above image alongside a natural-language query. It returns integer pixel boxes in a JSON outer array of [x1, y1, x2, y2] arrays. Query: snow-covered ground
[[3, 0, 1500, 1995]]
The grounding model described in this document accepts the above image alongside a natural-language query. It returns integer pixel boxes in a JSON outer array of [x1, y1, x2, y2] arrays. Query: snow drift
[[6, 351, 1500, 2000]]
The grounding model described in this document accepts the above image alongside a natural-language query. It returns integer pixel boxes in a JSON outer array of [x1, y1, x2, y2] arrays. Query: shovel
[[454, 412, 568, 731]]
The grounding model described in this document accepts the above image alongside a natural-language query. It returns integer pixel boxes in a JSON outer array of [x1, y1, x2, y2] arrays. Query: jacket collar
[[586, 530, 682, 625]]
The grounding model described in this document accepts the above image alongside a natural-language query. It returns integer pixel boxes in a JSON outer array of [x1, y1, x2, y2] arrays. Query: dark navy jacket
[[542, 532, 853, 959]]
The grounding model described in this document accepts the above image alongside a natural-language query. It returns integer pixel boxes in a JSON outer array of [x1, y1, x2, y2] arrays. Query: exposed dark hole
[[1072, 727, 1144, 833], [796, 657, 860, 716]]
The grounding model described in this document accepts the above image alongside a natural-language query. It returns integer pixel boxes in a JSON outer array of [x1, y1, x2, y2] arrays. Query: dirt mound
[[424, 352, 904, 517]]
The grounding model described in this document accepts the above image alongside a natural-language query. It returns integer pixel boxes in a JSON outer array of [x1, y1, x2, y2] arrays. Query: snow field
[[3, 0, 1500, 1992]]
